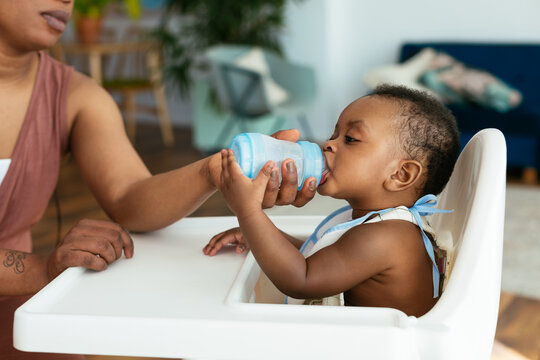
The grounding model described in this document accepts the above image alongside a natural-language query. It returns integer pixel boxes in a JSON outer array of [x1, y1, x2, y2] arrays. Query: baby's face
[[318, 96, 404, 203]]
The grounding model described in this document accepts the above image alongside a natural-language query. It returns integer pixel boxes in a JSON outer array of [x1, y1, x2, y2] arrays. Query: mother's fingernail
[[309, 180, 316, 191], [271, 169, 278, 180], [286, 161, 295, 173]]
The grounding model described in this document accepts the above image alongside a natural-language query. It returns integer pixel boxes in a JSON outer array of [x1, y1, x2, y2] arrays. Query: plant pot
[[75, 16, 103, 44]]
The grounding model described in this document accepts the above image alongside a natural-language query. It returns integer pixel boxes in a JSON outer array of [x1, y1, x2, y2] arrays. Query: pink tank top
[[0, 52, 85, 360], [0, 51, 71, 251]]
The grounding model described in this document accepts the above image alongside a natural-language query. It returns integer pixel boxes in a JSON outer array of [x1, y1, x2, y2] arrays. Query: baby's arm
[[219, 149, 394, 299], [243, 215, 398, 299], [216, 149, 304, 260]]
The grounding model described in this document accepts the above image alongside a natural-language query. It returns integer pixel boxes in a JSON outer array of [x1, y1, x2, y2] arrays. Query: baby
[[204, 84, 460, 317]]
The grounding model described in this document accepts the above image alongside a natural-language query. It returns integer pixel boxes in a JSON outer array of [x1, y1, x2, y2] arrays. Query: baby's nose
[[323, 139, 336, 152]]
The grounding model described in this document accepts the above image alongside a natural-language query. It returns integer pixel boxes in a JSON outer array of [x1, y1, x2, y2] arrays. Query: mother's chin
[[20, 28, 64, 53], [18, 9, 71, 51], [21, 17, 67, 52]]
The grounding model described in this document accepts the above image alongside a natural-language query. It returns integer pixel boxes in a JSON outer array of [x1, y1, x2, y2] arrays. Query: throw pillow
[[421, 51, 522, 112], [364, 47, 441, 98]]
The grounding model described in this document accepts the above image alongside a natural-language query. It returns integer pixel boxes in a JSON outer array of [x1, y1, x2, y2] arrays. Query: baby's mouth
[[320, 169, 330, 185], [41, 10, 69, 32]]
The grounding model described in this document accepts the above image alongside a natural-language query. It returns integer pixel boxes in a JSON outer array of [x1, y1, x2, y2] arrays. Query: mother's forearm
[[109, 155, 219, 232], [0, 249, 49, 296]]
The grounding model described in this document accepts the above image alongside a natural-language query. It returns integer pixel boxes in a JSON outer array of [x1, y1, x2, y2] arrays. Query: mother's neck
[[0, 44, 39, 88]]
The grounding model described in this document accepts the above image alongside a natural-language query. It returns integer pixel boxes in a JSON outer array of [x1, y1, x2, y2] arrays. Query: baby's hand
[[220, 149, 277, 217], [203, 227, 248, 256]]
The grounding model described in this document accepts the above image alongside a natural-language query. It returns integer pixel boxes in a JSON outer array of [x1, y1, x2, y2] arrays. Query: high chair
[[418, 127, 506, 358], [13, 129, 505, 359], [224, 128, 506, 359]]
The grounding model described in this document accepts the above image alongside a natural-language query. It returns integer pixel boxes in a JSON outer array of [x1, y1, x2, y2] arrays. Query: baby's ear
[[384, 160, 423, 192]]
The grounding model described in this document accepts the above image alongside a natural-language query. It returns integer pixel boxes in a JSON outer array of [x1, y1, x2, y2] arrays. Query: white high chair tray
[[14, 216, 437, 360]]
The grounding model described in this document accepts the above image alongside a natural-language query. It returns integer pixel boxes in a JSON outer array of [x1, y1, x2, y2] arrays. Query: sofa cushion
[[448, 104, 540, 133]]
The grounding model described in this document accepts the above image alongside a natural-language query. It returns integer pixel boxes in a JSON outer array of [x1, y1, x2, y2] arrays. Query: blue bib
[[287, 194, 451, 303]]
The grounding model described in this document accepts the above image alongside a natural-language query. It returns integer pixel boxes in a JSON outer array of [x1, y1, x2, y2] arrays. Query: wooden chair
[[101, 25, 173, 147], [51, 27, 174, 147], [102, 43, 174, 147]]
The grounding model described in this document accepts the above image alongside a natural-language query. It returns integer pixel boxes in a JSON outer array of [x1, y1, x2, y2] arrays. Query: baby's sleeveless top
[[0, 51, 72, 251], [286, 195, 451, 305]]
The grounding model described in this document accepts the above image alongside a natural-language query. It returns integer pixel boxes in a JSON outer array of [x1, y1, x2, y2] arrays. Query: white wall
[[281, 0, 540, 141]]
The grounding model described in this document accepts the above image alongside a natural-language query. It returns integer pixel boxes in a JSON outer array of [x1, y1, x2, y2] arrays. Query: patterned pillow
[[420, 51, 522, 112]]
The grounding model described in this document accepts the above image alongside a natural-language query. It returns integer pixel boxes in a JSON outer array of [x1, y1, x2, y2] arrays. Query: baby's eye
[[344, 135, 358, 143]]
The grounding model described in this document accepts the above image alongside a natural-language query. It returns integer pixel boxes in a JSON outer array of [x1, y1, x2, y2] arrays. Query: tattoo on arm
[[3, 251, 26, 274]]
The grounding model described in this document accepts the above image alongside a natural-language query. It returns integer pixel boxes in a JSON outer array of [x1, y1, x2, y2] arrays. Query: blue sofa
[[399, 43, 540, 178]]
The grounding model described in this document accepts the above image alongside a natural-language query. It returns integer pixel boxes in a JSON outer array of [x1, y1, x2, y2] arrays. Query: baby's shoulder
[[328, 220, 422, 274], [338, 219, 422, 252]]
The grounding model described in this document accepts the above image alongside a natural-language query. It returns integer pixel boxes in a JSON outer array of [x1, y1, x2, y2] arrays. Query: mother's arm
[[67, 74, 315, 232]]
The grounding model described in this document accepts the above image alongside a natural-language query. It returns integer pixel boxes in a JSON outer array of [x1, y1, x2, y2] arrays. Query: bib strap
[[409, 194, 453, 298]]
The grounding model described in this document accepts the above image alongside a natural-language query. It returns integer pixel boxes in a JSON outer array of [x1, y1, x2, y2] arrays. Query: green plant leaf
[[153, 0, 302, 97], [124, 0, 141, 19]]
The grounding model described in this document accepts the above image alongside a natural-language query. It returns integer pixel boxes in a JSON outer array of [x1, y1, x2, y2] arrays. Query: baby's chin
[[316, 184, 330, 196]]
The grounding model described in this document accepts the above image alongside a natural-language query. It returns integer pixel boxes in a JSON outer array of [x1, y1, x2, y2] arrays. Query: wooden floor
[[31, 125, 540, 360]]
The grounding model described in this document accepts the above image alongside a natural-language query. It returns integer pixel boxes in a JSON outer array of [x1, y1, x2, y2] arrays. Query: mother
[[0, 1, 317, 358]]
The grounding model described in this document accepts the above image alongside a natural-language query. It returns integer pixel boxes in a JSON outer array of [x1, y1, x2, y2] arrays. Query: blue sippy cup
[[229, 133, 326, 189]]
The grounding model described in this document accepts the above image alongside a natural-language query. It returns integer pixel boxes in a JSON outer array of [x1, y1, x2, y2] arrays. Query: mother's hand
[[207, 129, 317, 208], [46, 219, 134, 280], [262, 129, 317, 208]]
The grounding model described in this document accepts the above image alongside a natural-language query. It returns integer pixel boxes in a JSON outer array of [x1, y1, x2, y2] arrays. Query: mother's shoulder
[[66, 70, 116, 130], [68, 70, 104, 96]]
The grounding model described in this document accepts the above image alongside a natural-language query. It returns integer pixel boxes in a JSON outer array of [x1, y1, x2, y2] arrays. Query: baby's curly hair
[[371, 84, 460, 195]]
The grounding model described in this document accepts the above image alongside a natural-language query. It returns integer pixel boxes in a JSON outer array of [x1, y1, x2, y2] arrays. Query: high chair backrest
[[417, 128, 506, 359]]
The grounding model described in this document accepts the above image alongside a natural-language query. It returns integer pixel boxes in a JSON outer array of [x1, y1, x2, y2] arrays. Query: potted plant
[[153, 0, 300, 95], [74, 0, 141, 44]]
